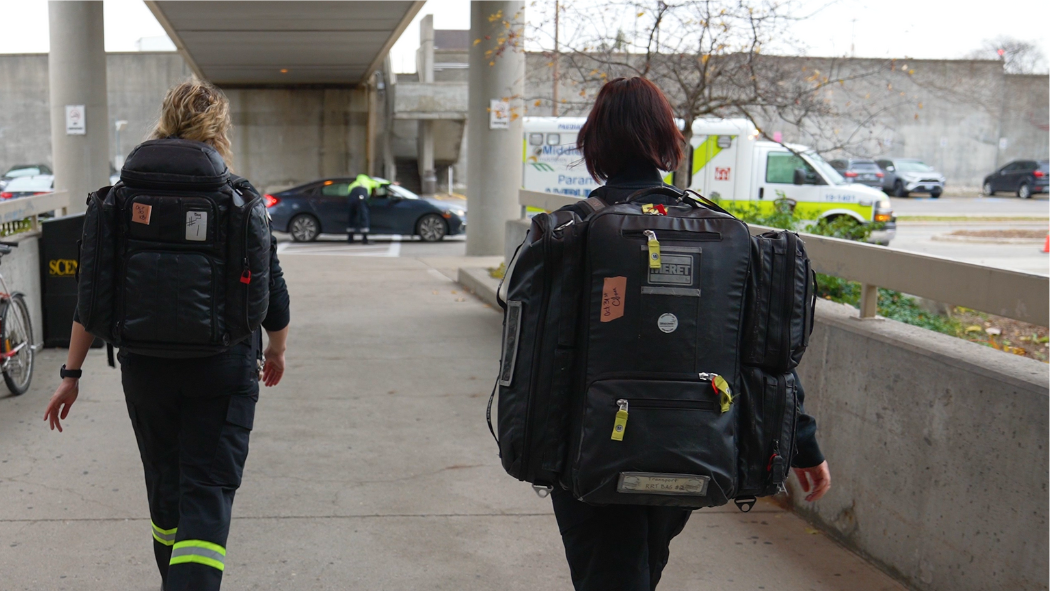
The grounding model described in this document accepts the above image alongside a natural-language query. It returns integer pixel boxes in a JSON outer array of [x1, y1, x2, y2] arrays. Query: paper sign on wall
[[489, 99, 510, 130], [65, 105, 86, 135]]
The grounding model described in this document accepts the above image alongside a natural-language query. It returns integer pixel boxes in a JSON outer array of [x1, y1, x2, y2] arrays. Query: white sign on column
[[489, 99, 510, 130], [65, 105, 86, 135]]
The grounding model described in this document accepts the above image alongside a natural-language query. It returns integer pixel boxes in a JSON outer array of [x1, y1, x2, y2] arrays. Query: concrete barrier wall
[[1, 232, 43, 346], [792, 300, 1048, 591]]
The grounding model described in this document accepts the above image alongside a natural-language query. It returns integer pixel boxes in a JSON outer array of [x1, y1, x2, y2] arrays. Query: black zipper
[[621, 398, 716, 411], [622, 229, 721, 241], [120, 170, 227, 191], [86, 192, 105, 328], [588, 371, 713, 390], [767, 372, 788, 484], [781, 233, 797, 368], [240, 194, 264, 330], [518, 213, 553, 475]]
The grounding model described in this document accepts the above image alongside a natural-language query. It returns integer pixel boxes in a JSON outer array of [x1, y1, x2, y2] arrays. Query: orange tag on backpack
[[132, 203, 152, 225], [601, 276, 626, 322]]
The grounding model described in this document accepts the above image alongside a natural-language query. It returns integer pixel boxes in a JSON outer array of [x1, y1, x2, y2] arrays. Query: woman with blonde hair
[[44, 79, 291, 591]]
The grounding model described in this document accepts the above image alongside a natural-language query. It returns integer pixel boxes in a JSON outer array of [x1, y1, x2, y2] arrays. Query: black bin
[[39, 214, 84, 348]]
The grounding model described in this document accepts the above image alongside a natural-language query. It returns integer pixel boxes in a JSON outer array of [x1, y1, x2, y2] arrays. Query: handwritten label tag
[[131, 203, 152, 225], [601, 276, 626, 323], [186, 211, 208, 241]]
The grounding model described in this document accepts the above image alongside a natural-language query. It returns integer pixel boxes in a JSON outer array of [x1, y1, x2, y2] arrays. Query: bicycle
[[0, 241, 35, 395]]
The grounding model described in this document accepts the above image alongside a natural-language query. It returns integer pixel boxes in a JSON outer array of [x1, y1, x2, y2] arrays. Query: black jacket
[[561, 163, 824, 469]]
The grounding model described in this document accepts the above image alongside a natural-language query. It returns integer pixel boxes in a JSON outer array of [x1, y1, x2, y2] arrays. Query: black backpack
[[491, 186, 815, 510], [77, 138, 272, 358]]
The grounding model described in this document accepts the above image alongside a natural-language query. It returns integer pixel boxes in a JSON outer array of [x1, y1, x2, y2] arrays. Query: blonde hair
[[151, 79, 233, 166]]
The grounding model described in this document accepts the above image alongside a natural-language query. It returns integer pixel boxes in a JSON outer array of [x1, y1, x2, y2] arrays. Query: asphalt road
[[889, 194, 1049, 217]]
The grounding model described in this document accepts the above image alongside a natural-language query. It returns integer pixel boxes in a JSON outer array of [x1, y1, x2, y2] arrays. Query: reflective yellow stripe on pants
[[170, 540, 226, 572], [151, 521, 177, 546]]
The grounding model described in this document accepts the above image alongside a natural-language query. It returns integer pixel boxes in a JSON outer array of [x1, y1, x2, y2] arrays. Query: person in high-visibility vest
[[347, 174, 379, 244]]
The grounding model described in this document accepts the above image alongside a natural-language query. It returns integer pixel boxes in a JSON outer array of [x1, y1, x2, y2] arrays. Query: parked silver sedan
[[876, 158, 945, 198]]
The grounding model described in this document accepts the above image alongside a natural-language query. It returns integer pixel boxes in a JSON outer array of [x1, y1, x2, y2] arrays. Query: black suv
[[983, 160, 1048, 199], [829, 158, 884, 188]]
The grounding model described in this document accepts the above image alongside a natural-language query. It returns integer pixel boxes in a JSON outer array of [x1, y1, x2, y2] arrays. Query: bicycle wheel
[[2, 294, 34, 395]]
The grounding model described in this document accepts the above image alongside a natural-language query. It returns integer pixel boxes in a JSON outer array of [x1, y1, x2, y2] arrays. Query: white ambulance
[[522, 117, 895, 244], [522, 117, 597, 197]]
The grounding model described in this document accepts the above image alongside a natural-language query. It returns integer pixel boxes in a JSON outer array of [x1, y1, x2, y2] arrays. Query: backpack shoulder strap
[[573, 187, 608, 217]]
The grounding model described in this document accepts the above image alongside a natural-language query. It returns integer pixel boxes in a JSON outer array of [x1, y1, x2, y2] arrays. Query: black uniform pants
[[348, 199, 370, 234], [551, 488, 692, 591], [121, 347, 258, 591]]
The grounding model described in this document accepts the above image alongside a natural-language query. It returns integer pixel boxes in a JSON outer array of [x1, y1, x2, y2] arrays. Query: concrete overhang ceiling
[[146, 1, 424, 85]]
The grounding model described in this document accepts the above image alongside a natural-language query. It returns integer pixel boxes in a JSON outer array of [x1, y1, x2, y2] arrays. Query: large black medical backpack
[[77, 138, 272, 358], [491, 185, 815, 510]]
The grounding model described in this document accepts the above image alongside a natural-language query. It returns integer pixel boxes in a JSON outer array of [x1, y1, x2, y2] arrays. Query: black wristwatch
[[60, 364, 82, 380]]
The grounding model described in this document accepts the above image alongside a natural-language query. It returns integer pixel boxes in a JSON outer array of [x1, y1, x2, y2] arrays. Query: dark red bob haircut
[[577, 77, 683, 182]]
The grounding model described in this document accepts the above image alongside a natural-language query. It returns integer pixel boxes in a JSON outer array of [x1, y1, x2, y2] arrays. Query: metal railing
[[0, 191, 71, 235], [518, 189, 1050, 327]]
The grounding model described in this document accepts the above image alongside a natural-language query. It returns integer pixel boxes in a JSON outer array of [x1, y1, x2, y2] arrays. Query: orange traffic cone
[[1043, 233, 1049, 254]]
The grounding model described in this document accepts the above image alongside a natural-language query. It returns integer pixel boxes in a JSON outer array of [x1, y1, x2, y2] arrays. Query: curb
[[931, 235, 1047, 245], [458, 267, 501, 310]]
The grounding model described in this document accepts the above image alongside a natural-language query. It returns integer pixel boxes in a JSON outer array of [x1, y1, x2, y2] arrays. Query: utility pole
[[552, 0, 560, 117]]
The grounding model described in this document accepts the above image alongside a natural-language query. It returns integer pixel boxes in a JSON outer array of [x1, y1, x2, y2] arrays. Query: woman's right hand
[[44, 378, 80, 433], [262, 346, 285, 387]]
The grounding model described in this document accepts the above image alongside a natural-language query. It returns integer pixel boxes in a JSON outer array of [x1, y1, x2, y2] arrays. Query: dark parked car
[[0, 174, 53, 199], [829, 158, 884, 188], [0, 164, 52, 191], [982, 160, 1048, 199], [266, 176, 467, 242], [876, 158, 945, 198]]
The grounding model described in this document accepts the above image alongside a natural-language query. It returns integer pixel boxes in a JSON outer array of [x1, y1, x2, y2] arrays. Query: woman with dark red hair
[[553, 77, 831, 590]]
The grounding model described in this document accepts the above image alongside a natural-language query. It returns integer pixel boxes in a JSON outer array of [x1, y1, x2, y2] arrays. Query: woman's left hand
[[793, 461, 831, 502], [44, 378, 80, 432]]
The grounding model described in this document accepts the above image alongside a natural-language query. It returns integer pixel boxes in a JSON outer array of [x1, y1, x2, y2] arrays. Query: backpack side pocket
[[77, 189, 118, 342]]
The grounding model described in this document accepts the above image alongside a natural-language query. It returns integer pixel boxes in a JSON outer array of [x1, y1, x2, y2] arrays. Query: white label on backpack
[[657, 313, 678, 333], [186, 211, 208, 241], [618, 472, 709, 496]]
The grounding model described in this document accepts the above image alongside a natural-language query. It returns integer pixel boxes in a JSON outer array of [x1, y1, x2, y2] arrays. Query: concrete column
[[418, 120, 436, 194], [48, 1, 109, 215], [466, 1, 525, 256], [417, 15, 437, 195]]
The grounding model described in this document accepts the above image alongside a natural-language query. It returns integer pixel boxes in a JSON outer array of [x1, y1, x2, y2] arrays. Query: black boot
[[347, 234, 355, 243], [361, 233, 369, 245]]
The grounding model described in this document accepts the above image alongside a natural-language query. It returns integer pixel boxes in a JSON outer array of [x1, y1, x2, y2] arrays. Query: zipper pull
[[713, 374, 733, 413], [240, 257, 252, 285], [644, 230, 661, 269], [611, 399, 629, 441], [701, 373, 733, 413]]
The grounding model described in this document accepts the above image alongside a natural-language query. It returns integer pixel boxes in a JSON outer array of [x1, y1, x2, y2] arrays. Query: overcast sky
[[0, 0, 1045, 73]]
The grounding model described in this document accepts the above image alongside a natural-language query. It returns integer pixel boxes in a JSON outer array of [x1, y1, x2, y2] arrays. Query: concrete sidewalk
[[0, 253, 906, 590]]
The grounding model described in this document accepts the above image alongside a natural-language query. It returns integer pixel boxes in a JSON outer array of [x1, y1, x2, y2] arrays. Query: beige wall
[[0, 52, 372, 193]]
